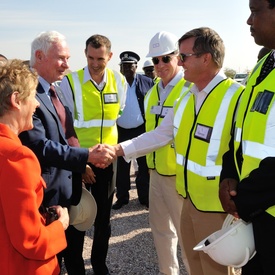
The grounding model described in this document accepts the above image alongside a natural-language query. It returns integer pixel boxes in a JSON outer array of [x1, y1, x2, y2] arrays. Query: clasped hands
[[87, 143, 123, 169]]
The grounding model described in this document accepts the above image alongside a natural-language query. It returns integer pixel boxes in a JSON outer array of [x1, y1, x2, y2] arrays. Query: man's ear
[[35, 50, 44, 63], [108, 51, 113, 61]]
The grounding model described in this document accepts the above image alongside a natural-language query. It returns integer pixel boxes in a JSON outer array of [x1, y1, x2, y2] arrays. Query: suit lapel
[[36, 83, 67, 141]]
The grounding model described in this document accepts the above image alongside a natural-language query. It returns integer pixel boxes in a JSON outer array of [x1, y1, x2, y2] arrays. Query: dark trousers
[[87, 164, 114, 275], [242, 212, 275, 275], [116, 124, 149, 204], [57, 225, 86, 275]]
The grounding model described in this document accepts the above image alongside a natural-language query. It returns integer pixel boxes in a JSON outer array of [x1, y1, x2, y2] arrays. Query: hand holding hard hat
[[193, 214, 256, 268]]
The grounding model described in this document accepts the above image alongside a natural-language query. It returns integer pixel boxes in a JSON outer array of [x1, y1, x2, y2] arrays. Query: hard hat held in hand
[[146, 31, 178, 58], [193, 214, 256, 268]]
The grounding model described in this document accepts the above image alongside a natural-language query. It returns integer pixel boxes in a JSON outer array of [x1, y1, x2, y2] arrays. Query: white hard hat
[[146, 31, 178, 58], [193, 215, 256, 268], [142, 59, 154, 69]]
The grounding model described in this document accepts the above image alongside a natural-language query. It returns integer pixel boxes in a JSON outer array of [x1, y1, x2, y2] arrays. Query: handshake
[[87, 143, 124, 169]]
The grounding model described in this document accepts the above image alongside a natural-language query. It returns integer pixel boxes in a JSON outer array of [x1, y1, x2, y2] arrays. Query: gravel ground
[[61, 166, 241, 275], [61, 166, 187, 275]]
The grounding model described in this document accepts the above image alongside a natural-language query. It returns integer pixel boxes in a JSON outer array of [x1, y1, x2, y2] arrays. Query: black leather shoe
[[112, 200, 128, 210]]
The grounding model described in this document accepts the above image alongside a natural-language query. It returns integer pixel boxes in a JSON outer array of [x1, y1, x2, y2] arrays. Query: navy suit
[[19, 83, 88, 275]]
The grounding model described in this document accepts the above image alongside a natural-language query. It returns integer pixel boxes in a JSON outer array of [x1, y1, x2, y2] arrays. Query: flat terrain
[[61, 167, 187, 274]]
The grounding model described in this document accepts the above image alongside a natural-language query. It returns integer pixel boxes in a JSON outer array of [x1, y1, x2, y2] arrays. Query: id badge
[[160, 107, 172, 118], [104, 93, 118, 104], [150, 105, 162, 115], [251, 89, 274, 114], [194, 123, 213, 143]]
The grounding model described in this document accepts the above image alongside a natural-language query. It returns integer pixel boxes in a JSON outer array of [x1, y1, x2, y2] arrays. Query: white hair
[[30, 31, 66, 67]]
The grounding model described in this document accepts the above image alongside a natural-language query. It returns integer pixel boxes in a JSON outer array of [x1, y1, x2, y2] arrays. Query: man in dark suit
[[19, 30, 115, 275], [112, 51, 154, 210]]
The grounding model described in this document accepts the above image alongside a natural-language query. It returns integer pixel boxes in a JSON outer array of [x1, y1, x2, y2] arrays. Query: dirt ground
[[61, 165, 241, 275], [61, 166, 187, 275]]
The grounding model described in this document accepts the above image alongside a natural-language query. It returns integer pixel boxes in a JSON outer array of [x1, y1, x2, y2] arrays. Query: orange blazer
[[0, 124, 67, 275]]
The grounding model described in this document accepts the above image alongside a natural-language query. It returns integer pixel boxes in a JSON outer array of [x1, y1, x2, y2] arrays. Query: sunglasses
[[178, 53, 201, 62], [152, 55, 174, 65]]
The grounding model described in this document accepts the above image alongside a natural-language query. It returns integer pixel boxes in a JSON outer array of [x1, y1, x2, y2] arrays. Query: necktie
[[256, 53, 275, 84], [49, 85, 80, 147]]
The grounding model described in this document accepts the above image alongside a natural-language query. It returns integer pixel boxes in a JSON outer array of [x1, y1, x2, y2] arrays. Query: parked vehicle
[[233, 73, 248, 83]]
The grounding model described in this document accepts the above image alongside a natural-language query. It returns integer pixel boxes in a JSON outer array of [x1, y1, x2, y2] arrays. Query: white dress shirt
[[117, 76, 144, 129]]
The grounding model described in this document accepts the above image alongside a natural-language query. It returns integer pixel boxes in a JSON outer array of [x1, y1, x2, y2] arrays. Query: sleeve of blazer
[[233, 157, 275, 222], [1, 145, 66, 260], [19, 103, 88, 174]]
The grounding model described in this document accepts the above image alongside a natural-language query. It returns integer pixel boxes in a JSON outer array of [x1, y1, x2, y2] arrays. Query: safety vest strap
[[174, 92, 192, 129], [234, 127, 242, 143], [243, 140, 275, 159], [176, 153, 222, 176], [74, 119, 116, 128], [71, 72, 84, 121]]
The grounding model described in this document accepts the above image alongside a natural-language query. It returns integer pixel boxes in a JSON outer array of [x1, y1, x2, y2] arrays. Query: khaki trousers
[[181, 197, 235, 275], [149, 170, 189, 275]]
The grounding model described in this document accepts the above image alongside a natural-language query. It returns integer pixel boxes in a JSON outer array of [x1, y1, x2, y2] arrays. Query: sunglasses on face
[[152, 55, 174, 65], [178, 52, 201, 62]]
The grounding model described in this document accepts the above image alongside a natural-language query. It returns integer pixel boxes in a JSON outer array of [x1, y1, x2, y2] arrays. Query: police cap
[[119, 51, 140, 64]]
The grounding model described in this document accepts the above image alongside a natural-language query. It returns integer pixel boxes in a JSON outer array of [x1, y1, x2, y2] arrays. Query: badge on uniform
[[194, 123, 213, 143], [104, 93, 118, 104]]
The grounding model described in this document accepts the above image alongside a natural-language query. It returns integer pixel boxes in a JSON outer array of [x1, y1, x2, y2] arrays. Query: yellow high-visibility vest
[[233, 55, 275, 217], [144, 79, 192, 175], [66, 68, 126, 147], [174, 79, 243, 211]]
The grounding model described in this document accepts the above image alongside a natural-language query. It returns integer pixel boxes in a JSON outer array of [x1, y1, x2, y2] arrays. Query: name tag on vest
[[104, 93, 118, 104], [194, 123, 213, 143], [150, 105, 172, 117]]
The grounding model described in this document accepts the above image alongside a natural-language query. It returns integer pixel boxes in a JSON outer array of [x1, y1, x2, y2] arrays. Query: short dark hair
[[178, 27, 225, 68], [85, 34, 111, 53]]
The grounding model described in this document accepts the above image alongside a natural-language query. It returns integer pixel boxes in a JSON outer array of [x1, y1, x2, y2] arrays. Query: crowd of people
[[1, 0, 275, 274]]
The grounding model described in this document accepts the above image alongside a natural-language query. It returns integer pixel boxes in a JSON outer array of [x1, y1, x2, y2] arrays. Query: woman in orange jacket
[[0, 59, 69, 275]]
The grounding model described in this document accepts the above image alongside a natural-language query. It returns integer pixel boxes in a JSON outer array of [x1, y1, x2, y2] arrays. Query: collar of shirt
[[158, 69, 184, 90], [126, 75, 137, 88], [83, 66, 107, 90], [158, 69, 184, 104], [190, 70, 227, 113], [190, 69, 227, 96], [38, 76, 51, 97]]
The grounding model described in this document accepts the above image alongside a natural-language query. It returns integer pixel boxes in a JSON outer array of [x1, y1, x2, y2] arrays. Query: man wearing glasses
[[142, 31, 191, 275], [111, 27, 244, 275]]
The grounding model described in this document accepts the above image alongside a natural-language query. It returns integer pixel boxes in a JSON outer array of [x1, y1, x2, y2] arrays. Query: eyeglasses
[[152, 55, 174, 65], [178, 53, 201, 62]]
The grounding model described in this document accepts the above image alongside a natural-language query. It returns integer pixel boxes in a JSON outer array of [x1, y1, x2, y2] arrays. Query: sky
[[1, 0, 261, 74]]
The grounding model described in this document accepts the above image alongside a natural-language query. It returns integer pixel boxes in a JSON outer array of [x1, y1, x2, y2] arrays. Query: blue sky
[[1, 0, 261, 73]]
